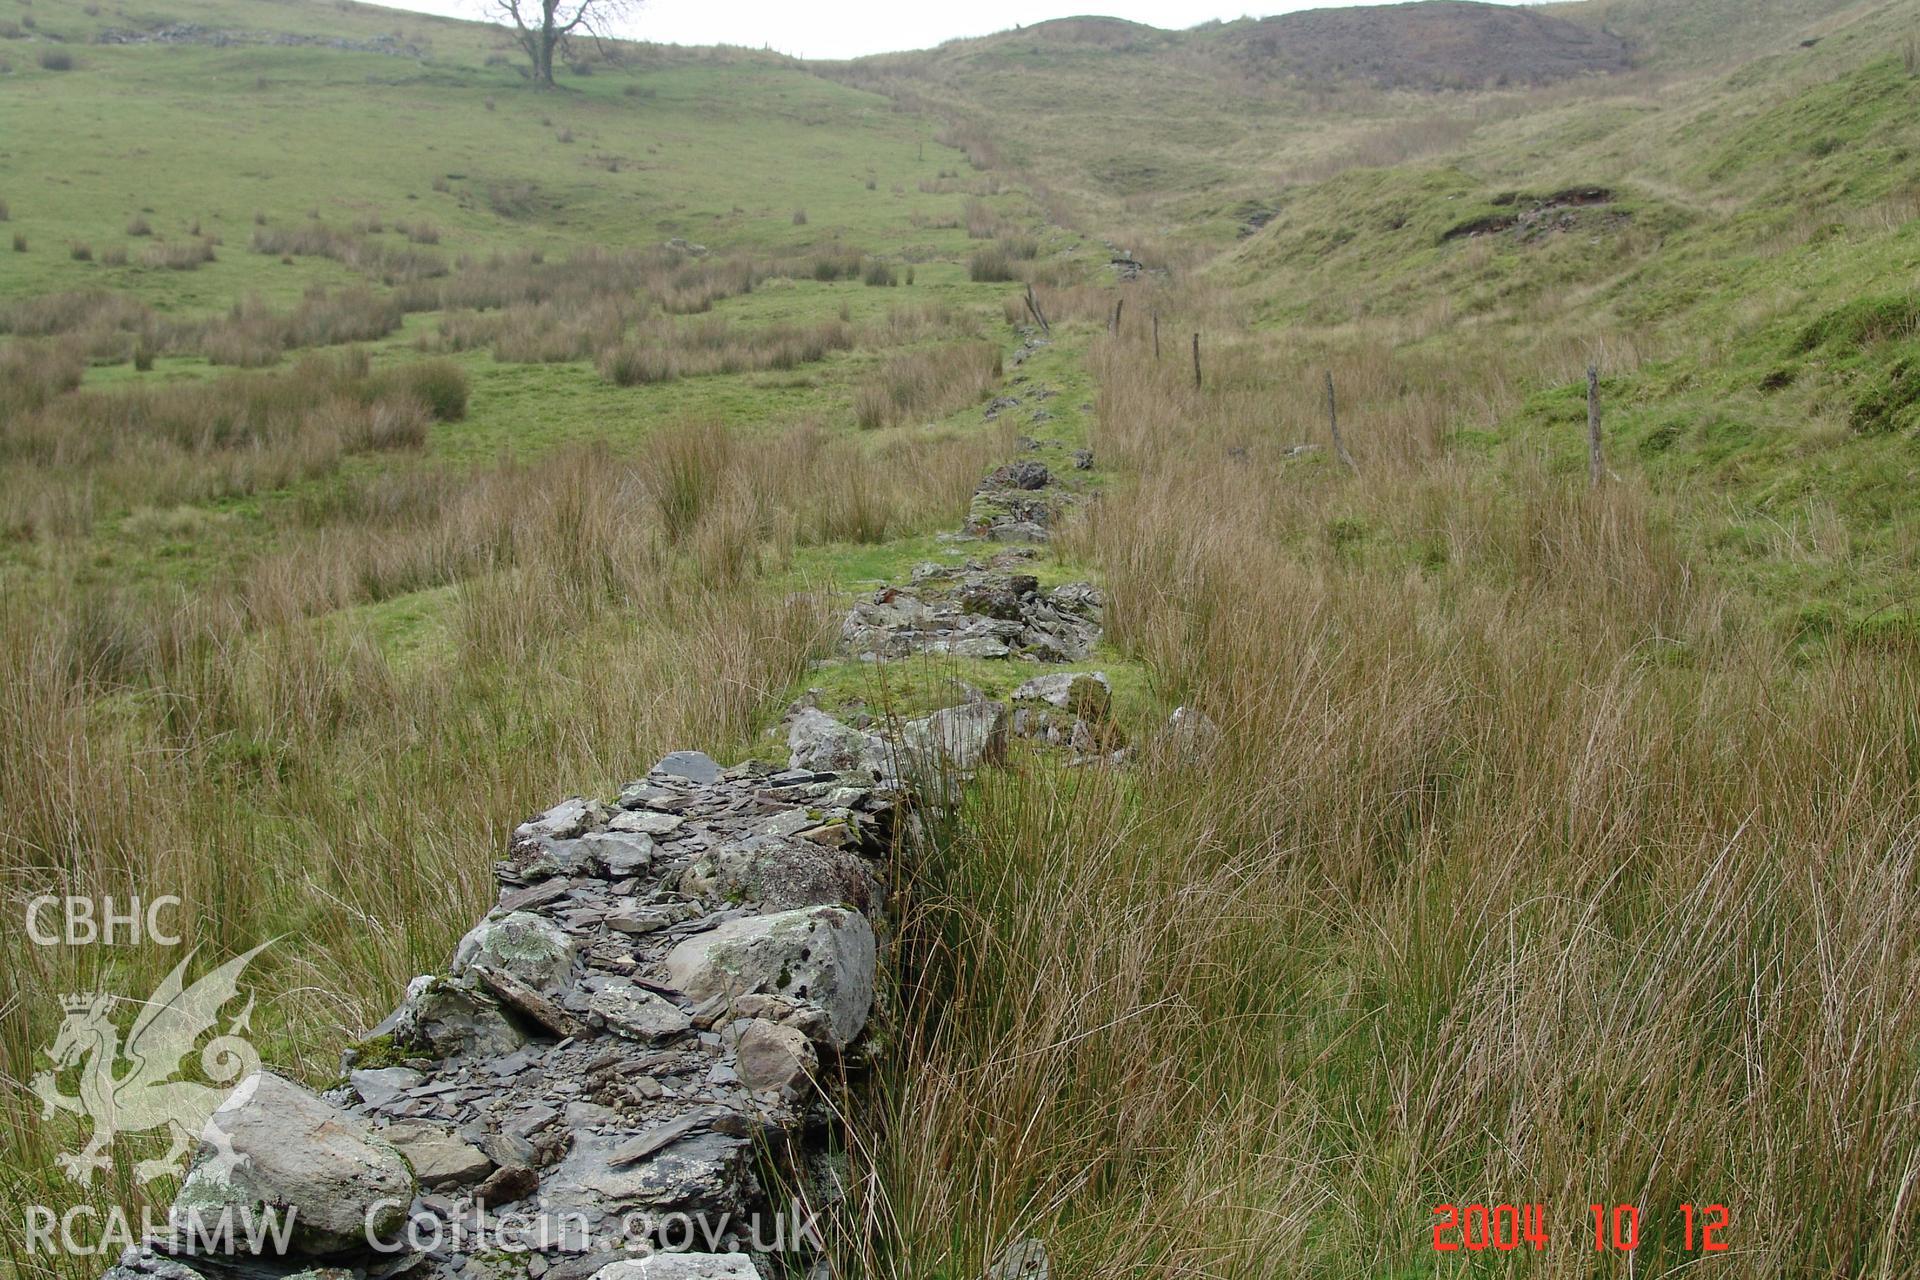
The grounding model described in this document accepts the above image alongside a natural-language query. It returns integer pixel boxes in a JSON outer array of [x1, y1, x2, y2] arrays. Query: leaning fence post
[[1024, 283, 1050, 335], [1152, 310, 1161, 361], [1326, 369, 1356, 472], [1192, 333, 1202, 389], [1111, 297, 1125, 335], [1587, 362, 1604, 489]]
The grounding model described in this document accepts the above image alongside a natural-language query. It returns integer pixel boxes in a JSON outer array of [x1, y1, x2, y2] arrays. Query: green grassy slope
[[1214, 3, 1920, 631], [827, 0, 1897, 247], [0, 0, 1072, 587], [0, 24, 959, 307]]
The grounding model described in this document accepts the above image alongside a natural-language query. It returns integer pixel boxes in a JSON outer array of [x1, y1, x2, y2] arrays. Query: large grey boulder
[[987, 1238, 1050, 1280], [663, 906, 875, 1049], [982, 460, 1051, 491], [898, 700, 1009, 774], [786, 707, 889, 779], [451, 911, 575, 994], [653, 750, 722, 785], [514, 797, 603, 843], [101, 1247, 208, 1280], [581, 831, 655, 877], [172, 1073, 414, 1256], [1012, 672, 1111, 720], [347, 1067, 421, 1109], [678, 833, 876, 912], [1161, 705, 1222, 759]]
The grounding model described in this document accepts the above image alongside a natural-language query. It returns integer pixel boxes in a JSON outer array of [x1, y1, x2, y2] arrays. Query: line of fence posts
[[1103, 314, 1607, 488]]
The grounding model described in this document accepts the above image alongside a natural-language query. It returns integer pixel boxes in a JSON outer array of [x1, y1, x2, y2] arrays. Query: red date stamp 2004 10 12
[[1432, 1203, 1730, 1253]]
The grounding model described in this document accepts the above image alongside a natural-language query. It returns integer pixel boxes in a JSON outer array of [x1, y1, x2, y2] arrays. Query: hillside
[[7, 0, 1920, 1278], [1208, 0, 1632, 88]]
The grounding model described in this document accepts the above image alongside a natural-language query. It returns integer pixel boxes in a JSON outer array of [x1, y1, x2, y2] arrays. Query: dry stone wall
[[108, 751, 902, 1280], [102, 441, 1134, 1280]]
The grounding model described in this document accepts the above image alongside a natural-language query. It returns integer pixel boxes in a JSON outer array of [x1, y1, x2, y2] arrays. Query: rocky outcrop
[[110, 751, 903, 1280]]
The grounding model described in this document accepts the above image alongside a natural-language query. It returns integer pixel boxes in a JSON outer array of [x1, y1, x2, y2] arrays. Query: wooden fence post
[[1587, 363, 1604, 489], [1326, 369, 1356, 472], [1152, 310, 1160, 361], [1111, 297, 1125, 335], [1192, 333, 1202, 389]]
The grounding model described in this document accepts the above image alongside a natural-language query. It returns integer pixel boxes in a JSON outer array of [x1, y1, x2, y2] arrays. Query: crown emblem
[[37, 944, 271, 1187]]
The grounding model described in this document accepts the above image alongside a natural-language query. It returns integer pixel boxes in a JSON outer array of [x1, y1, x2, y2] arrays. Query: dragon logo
[[31, 942, 270, 1186]]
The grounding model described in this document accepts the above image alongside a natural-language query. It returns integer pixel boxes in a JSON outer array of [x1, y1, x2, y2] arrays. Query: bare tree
[[482, 0, 636, 89]]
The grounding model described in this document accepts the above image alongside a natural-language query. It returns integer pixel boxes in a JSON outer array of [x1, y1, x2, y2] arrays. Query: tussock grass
[[854, 340, 1002, 428], [846, 300, 1920, 1277], [0, 351, 461, 538], [0, 287, 152, 344], [596, 343, 677, 386], [936, 120, 998, 170], [967, 245, 1014, 283], [809, 248, 866, 282], [596, 317, 855, 385], [140, 237, 217, 271], [0, 340, 85, 420], [865, 300, 973, 346], [0, 407, 1010, 1245], [201, 287, 405, 366], [438, 296, 641, 363], [251, 222, 447, 284], [962, 196, 1002, 239]]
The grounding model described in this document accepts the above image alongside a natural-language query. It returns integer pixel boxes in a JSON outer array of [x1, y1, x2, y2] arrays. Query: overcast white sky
[[379, 0, 1557, 61]]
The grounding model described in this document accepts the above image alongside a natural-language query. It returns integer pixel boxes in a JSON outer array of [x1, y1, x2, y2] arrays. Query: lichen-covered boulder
[[786, 707, 889, 779], [663, 906, 875, 1049], [451, 910, 575, 994]]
